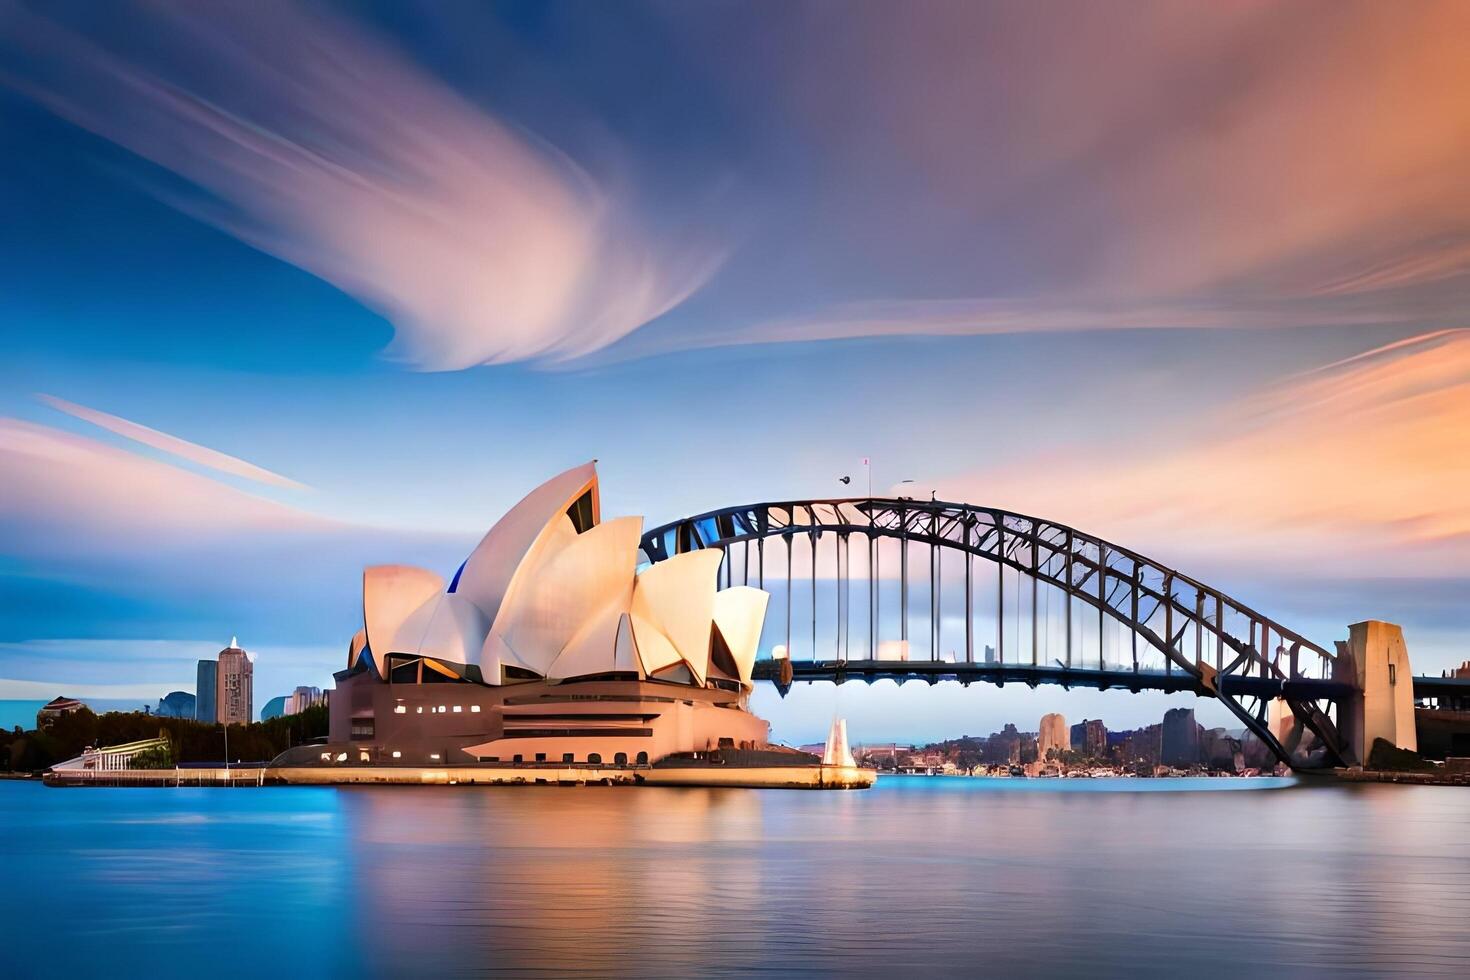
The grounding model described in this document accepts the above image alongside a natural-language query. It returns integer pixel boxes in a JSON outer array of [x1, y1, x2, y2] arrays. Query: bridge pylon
[[1335, 620, 1417, 766]]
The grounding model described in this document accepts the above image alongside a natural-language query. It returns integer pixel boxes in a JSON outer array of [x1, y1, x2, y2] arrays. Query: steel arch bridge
[[640, 497, 1355, 768]]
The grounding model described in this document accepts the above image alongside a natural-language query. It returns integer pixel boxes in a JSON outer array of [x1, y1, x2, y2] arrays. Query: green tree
[[130, 742, 175, 769]]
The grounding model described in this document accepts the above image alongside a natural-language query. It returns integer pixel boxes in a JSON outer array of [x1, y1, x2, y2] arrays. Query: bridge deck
[[750, 659, 1404, 701]]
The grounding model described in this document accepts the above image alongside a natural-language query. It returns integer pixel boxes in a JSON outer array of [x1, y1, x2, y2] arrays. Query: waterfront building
[[1439, 660, 1470, 711], [36, 696, 86, 729], [261, 695, 288, 721], [1113, 723, 1163, 766], [286, 686, 323, 715], [50, 735, 170, 772], [196, 660, 217, 724], [1038, 712, 1069, 759], [319, 462, 773, 767], [987, 723, 1028, 764], [216, 640, 253, 726], [1161, 707, 1201, 766], [155, 691, 196, 719], [1199, 727, 1243, 771], [1070, 719, 1108, 758]]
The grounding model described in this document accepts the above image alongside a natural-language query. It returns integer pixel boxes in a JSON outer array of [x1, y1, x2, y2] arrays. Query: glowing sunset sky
[[2, 1, 1466, 740]]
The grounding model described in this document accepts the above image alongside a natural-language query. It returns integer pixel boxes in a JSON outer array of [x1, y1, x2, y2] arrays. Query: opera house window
[[391, 751, 401, 759], [588, 753, 602, 764], [394, 705, 406, 713], [614, 752, 627, 765], [350, 718, 374, 740], [562, 753, 574, 763]]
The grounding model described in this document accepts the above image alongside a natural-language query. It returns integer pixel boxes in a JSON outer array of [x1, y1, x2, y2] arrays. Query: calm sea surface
[[2, 776, 1468, 978]]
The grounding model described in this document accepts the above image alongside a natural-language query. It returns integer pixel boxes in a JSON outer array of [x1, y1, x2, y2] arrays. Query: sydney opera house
[[326, 462, 774, 767]]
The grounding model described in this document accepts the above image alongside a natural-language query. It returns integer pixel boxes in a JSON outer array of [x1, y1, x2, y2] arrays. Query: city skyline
[[3, 2, 1469, 745]]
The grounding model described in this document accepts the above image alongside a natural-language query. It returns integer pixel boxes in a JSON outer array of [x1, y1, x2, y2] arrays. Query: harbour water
[[2, 776, 1468, 978]]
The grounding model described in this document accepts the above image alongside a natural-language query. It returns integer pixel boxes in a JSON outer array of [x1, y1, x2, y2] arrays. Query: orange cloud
[[936, 330, 1470, 577]]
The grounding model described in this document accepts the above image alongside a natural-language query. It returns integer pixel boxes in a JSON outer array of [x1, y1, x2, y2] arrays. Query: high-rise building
[[196, 660, 217, 724], [261, 695, 288, 721], [1161, 707, 1201, 766], [1038, 712, 1069, 759], [286, 686, 324, 715], [1069, 718, 1108, 758], [1086, 719, 1107, 757], [216, 639, 253, 726]]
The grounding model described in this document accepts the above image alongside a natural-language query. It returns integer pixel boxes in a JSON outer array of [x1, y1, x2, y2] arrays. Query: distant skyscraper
[[982, 644, 996, 665], [286, 686, 324, 715], [261, 695, 288, 721], [196, 660, 217, 724], [1038, 712, 1069, 759], [1070, 719, 1108, 758], [1161, 707, 1201, 766], [216, 639, 253, 726], [1086, 719, 1107, 757]]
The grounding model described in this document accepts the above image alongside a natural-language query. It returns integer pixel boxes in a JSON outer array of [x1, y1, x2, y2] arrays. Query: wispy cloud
[[0, 415, 466, 614], [609, 1, 1470, 360], [38, 394, 306, 490], [936, 329, 1470, 578], [0, 417, 324, 556], [0, 2, 722, 370]]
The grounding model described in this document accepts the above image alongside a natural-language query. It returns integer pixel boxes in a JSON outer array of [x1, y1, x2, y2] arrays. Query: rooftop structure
[[36, 696, 86, 729]]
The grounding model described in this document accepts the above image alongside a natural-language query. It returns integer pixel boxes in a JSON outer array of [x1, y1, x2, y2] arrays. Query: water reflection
[[2, 777, 1468, 977]]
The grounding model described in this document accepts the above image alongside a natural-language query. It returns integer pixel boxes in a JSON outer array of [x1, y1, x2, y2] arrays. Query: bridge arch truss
[[641, 498, 1349, 767]]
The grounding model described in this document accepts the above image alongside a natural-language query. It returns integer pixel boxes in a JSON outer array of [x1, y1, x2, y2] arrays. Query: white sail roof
[[389, 591, 490, 669], [453, 461, 598, 627], [495, 516, 642, 677], [712, 586, 769, 687], [348, 463, 772, 690], [363, 564, 445, 659], [630, 549, 722, 685]]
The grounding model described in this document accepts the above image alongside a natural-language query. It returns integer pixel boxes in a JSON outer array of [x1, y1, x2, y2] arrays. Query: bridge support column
[[1336, 620, 1417, 766]]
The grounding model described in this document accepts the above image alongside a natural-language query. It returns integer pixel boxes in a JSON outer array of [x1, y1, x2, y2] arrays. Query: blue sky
[[2, 1, 1468, 741]]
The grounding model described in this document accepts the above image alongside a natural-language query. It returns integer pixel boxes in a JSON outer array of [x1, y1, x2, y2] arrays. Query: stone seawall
[[44, 763, 876, 790]]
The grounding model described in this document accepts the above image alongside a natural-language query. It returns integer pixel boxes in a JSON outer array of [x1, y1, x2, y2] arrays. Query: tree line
[[1, 704, 330, 773]]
